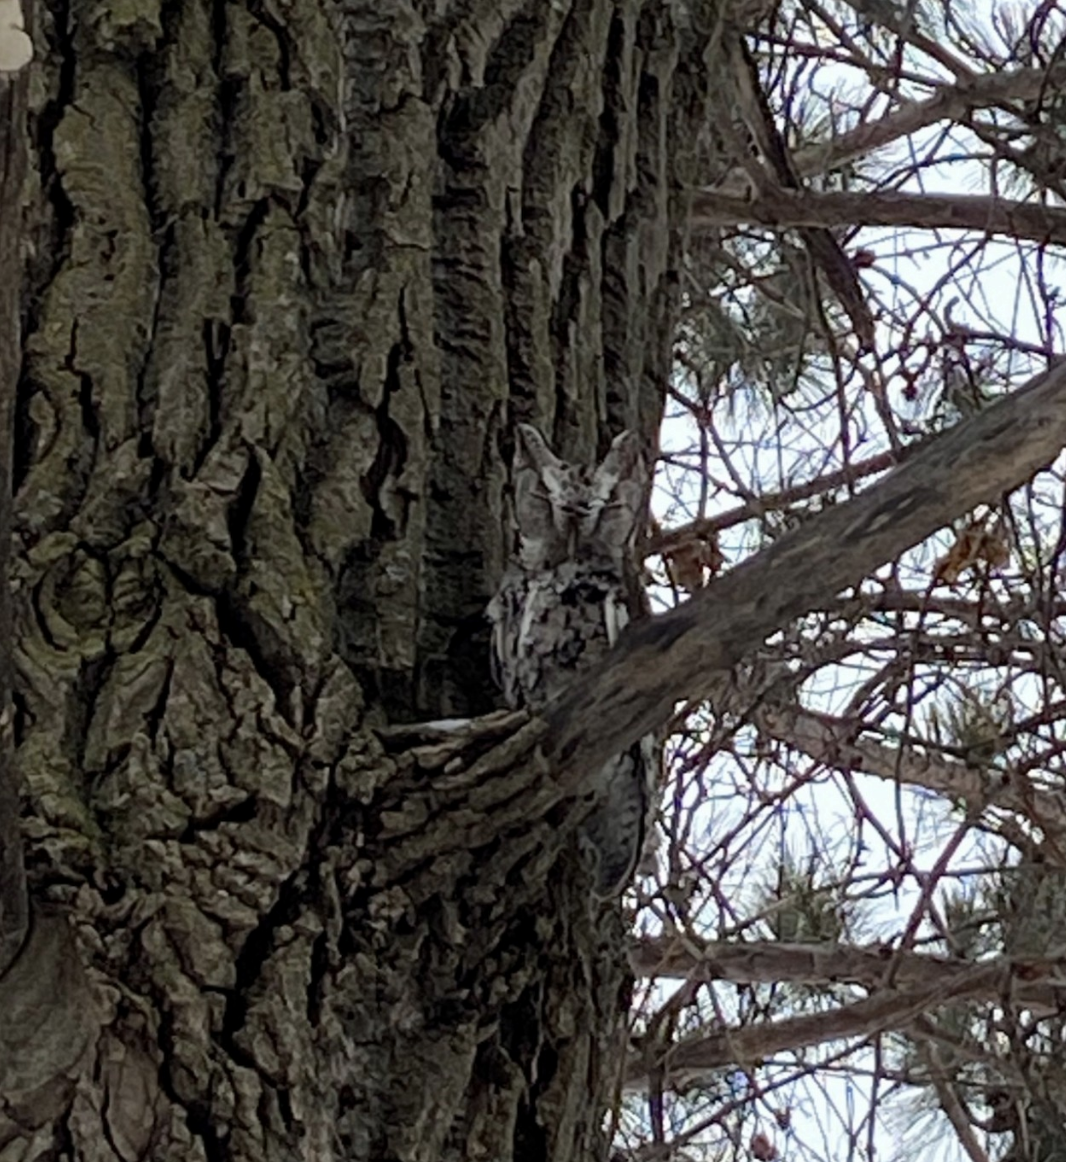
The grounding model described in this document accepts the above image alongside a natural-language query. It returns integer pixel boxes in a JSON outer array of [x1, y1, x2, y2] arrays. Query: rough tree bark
[[0, 2, 719, 1160], [0, 19, 28, 980]]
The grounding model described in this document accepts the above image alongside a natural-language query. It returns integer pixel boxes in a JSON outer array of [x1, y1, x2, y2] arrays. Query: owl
[[488, 424, 656, 897]]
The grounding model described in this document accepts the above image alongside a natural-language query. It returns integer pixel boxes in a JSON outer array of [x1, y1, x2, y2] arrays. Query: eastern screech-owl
[[488, 424, 656, 897]]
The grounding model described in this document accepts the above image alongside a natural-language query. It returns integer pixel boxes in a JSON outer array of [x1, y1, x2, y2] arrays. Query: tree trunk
[[1, 2, 716, 1159]]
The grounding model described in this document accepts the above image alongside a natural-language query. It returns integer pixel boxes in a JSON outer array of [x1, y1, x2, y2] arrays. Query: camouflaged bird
[[488, 424, 656, 897]]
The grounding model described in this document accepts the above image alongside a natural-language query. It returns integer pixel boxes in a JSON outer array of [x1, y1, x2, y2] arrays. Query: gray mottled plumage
[[488, 424, 656, 897]]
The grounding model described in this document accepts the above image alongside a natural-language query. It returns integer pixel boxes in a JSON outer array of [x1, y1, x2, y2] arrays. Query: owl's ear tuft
[[514, 424, 561, 473], [596, 431, 644, 485], [511, 425, 562, 554], [592, 430, 647, 551]]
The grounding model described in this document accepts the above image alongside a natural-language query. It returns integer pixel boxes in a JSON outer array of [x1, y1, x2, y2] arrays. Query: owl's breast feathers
[[487, 558, 657, 896], [487, 561, 631, 712]]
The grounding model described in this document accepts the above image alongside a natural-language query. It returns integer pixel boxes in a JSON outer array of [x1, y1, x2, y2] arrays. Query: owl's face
[[511, 425, 646, 571], [539, 460, 602, 537]]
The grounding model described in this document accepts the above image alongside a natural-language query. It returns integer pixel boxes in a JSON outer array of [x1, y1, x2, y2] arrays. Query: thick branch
[[754, 704, 1066, 838], [548, 360, 1066, 783], [691, 188, 1066, 249], [629, 959, 1012, 1087], [632, 937, 1063, 1014]]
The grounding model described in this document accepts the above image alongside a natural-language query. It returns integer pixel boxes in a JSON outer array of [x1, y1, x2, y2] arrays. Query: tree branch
[[645, 448, 900, 557], [691, 188, 1066, 250], [628, 959, 1011, 1088], [548, 360, 1066, 785], [756, 65, 1066, 195], [918, 1038, 992, 1162], [632, 936, 1063, 1015], [753, 703, 1066, 839], [833, 0, 974, 80]]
